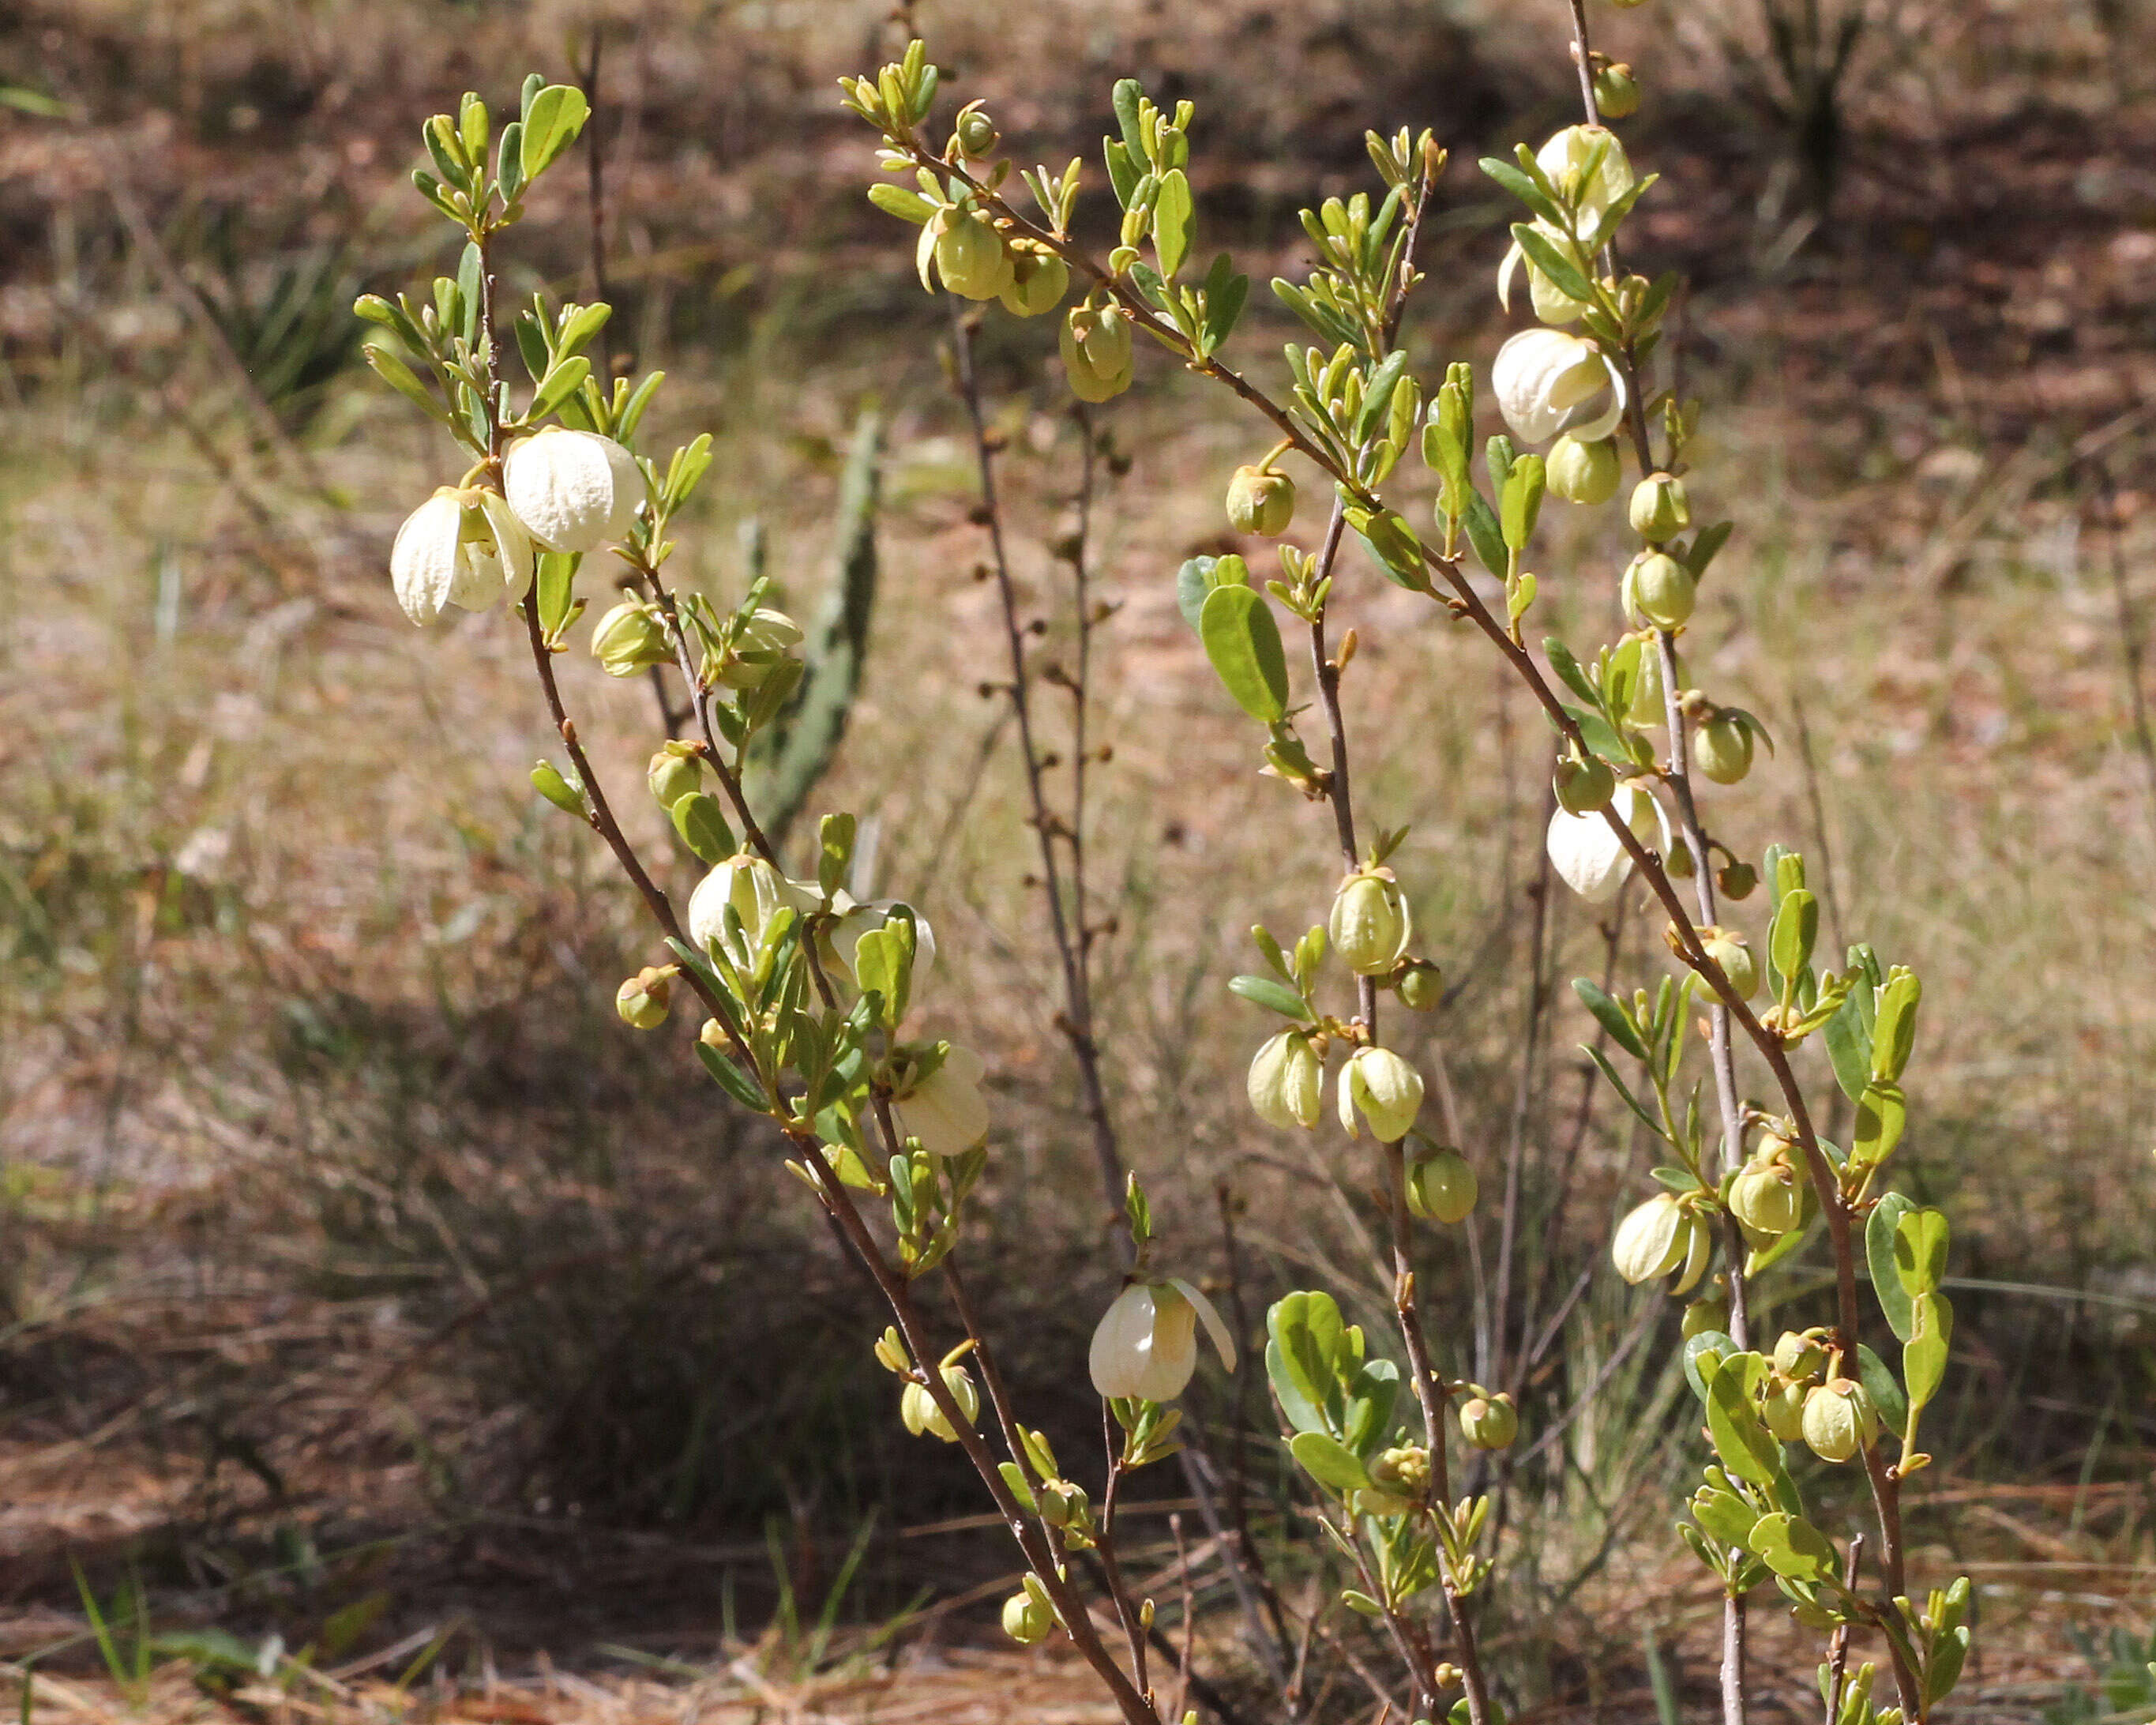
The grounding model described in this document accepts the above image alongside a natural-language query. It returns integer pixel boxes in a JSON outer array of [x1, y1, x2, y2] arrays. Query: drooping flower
[[1328, 869, 1412, 976], [892, 1043, 990, 1157], [1546, 782, 1667, 904], [1497, 126, 1637, 324], [1061, 303, 1134, 403], [1612, 1191, 1688, 1284], [501, 427, 644, 554], [1492, 328, 1627, 445], [687, 854, 792, 964], [389, 487, 534, 625], [1337, 1046, 1425, 1143], [1248, 1030, 1324, 1130], [1087, 1277, 1237, 1403]]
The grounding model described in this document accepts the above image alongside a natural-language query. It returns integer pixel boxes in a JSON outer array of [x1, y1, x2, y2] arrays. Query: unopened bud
[[1002, 1590, 1053, 1646], [1329, 870, 1412, 976], [999, 241, 1069, 318], [1801, 1377, 1879, 1464], [1594, 63, 1641, 118], [1763, 1375, 1808, 1441], [1226, 463, 1297, 536], [1395, 958, 1444, 1013], [953, 104, 1000, 160], [934, 209, 1014, 301], [1718, 859, 1759, 900], [1554, 746, 1617, 815], [614, 965, 674, 1030], [1681, 1291, 1729, 1339], [1459, 1389, 1519, 1451], [1406, 1146, 1478, 1224], [1629, 472, 1691, 542], [1700, 926, 1759, 1001], [1061, 303, 1134, 403], [1772, 1328, 1829, 1383], [590, 599, 673, 676], [648, 741, 702, 810], [1729, 1151, 1799, 1235], [1693, 712, 1756, 784], [1623, 551, 1696, 630], [1547, 434, 1621, 506]]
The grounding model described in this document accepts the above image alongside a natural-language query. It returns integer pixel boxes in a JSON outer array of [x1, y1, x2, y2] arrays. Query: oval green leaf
[[1200, 584, 1289, 723]]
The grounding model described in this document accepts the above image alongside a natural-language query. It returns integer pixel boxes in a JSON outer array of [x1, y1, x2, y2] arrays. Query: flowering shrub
[[358, 11, 1972, 1723]]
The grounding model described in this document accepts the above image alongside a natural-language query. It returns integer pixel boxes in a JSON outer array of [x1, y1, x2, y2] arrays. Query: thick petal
[[1167, 1277, 1238, 1375], [503, 428, 640, 554], [476, 488, 535, 599], [389, 491, 466, 626], [1088, 1284, 1159, 1400], [1547, 804, 1632, 903]]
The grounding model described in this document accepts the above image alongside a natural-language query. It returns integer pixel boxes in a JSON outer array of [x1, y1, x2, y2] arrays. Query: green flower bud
[[1629, 472, 1692, 541], [1395, 958, 1444, 1013], [1406, 1146, 1478, 1224], [1459, 1389, 1519, 1451], [1801, 1377, 1879, 1464], [1772, 1328, 1830, 1383], [1546, 434, 1621, 505], [1624, 551, 1696, 630], [1682, 1291, 1729, 1339], [1553, 746, 1617, 815], [1625, 633, 1669, 726], [1061, 303, 1133, 403], [998, 242, 1069, 318], [590, 599, 673, 677], [933, 209, 1014, 301], [1037, 1478, 1091, 1531], [1001, 1590, 1053, 1646], [614, 965, 673, 1030], [1762, 1375, 1809, 1442], [714, 607, 805, 690], [531, 760, 584, 815], [1329, 870, 1412, 976], [1612, 1192, 1687, 1284], [1226, 464, 1297, 536], [1338, 1046, 1425, 1143], [1368, 1444, 1430, 1493], [1594, 63, 1641, 118], [1729, 1151, 1800, 1236], [953, 104, 1000, 160], [648, 741, 702, 810], [1718, 859, 1759, 900], [1694, 712, 1756, 784], [1701, 926, 1760, 1001], [1248, 1029, 1324, 1131]]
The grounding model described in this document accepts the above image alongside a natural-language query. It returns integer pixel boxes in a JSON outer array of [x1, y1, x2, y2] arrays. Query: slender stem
[[1099, 1415, 1155, 1706], [949, 306, 1126, 1220]]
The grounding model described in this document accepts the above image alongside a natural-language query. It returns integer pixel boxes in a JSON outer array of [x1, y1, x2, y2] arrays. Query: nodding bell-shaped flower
[[1492, 329, 1627, 445], [1546, 782, 1667, 903], [389, 487, 534, 626], [1338, 1046, 1425, 1143], [999, 239, 1069, 318], [929, 206, 1014, 302], [1730, 1147, 1801, 1235], [1329, 868, 1413, 976], [1801, 1376, 1880, 1464], [1612, 1191, 1688, 1284], [1248, 1029, 1324, 1130], [1547, 434, 1621, 505], [1406, 1144, 1479, 1224], [892, 1042, 990, 1157], [1061, 302, 1134, 404], [1087, 1277, 1236, 1403], [687, 853, 791, 965], [501, 427, 645, 554]]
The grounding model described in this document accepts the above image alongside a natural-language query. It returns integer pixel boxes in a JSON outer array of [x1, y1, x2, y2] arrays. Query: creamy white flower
[[1087, 1277, 1236, 1403], [1248, 1030, 1324, 1130], [501, 427, 644, 554], [827, 894, 937, 984], [389, 487, 534, 626], [1612, 1191, 1688, 1284], [687, 854, 791, 963], [1336, 1046, 1425, 1143], [893, 1043, 989, 1157], [1546, 783, 1668, 903], [1492, 329, 1627, 445]]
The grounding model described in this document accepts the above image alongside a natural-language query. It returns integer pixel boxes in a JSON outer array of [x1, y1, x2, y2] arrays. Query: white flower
[[828, 895, 937, 984], [389, 487, 534, 626], [1612, 1192, 1687, 1284], [501, 427, 644, 554], [1248, 1030, 1323, 1130], [1087, 1278, 1236, 1403], [687, 854, 791, 964], [893, 1043, 989, 1157], [1491, 328, 1627, 445], [1337, 1046, 1425, 1143], [1497, 126, 1637, 325], [1546, 783, 1668, 903]]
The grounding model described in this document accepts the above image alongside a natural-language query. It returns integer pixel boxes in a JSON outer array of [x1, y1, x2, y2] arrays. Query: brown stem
[[1098, 1417, 1155, 1707]]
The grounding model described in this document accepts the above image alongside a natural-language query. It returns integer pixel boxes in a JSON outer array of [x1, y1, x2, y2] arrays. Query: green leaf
[[1175, 553, 1245, 630], [1511, 224, 1595, 306], [1199, 584, 1290, 723], [535, 550, 578, 637], [362, 344, 446, 421], [1463, 490, 1508, 581], [1706, 1355, 1781, 1486], [1586, 1045, 1667, 1141], [1200, 261, 1248, 356], [1355, 351, 1411, 445], [1478, 157, 1566, 228], [670, 793, 735, 864], [529, 761, 584, 815], [1501, 453, 1546, 551], [866, 182, 937, 224], [1893, 1207, 1948, 1298], [1822, 988, 1873, 1103], [1290, 1429, 1371, 1491], [1867, 1193, 1917, 1342], [1682, 1330, 1735, 1404], [1266, 1291, 1346, 1436], [697, 1038, 769, 1111], [1104, 137, 1140, 209], [1748, 1512, 1837, 1584], [1855, 1341, 1909, 1436], [1343, 1359, 1399, 1458], [1871, 969, 1922, 1082], [1153, 167, 1194, 278], [1770, 889, 1819, 986], [1851, 1080, 1907, 1165], [1229, 973, 1310, 1020], [1684, 521, 1735, 578], [1903, 1293, 1951, 1412], [1572, 977, 1648, 1061], [1111, 77, 1147, 163], [530, 355, 592, 420], [520, 85, 589, 184], [1546, 638, 1602, 707], [1692, 1487, 1761, 1550]]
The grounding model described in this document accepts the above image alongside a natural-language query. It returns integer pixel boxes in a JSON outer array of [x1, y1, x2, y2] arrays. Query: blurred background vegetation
[[0, 1, 2151, 1719]]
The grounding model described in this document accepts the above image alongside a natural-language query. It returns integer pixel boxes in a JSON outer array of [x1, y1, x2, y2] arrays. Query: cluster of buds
[[1756, 1329, 1881, 1464], [874, 1330, 983, 1445], [1356, 1442, 1432, 1516]]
